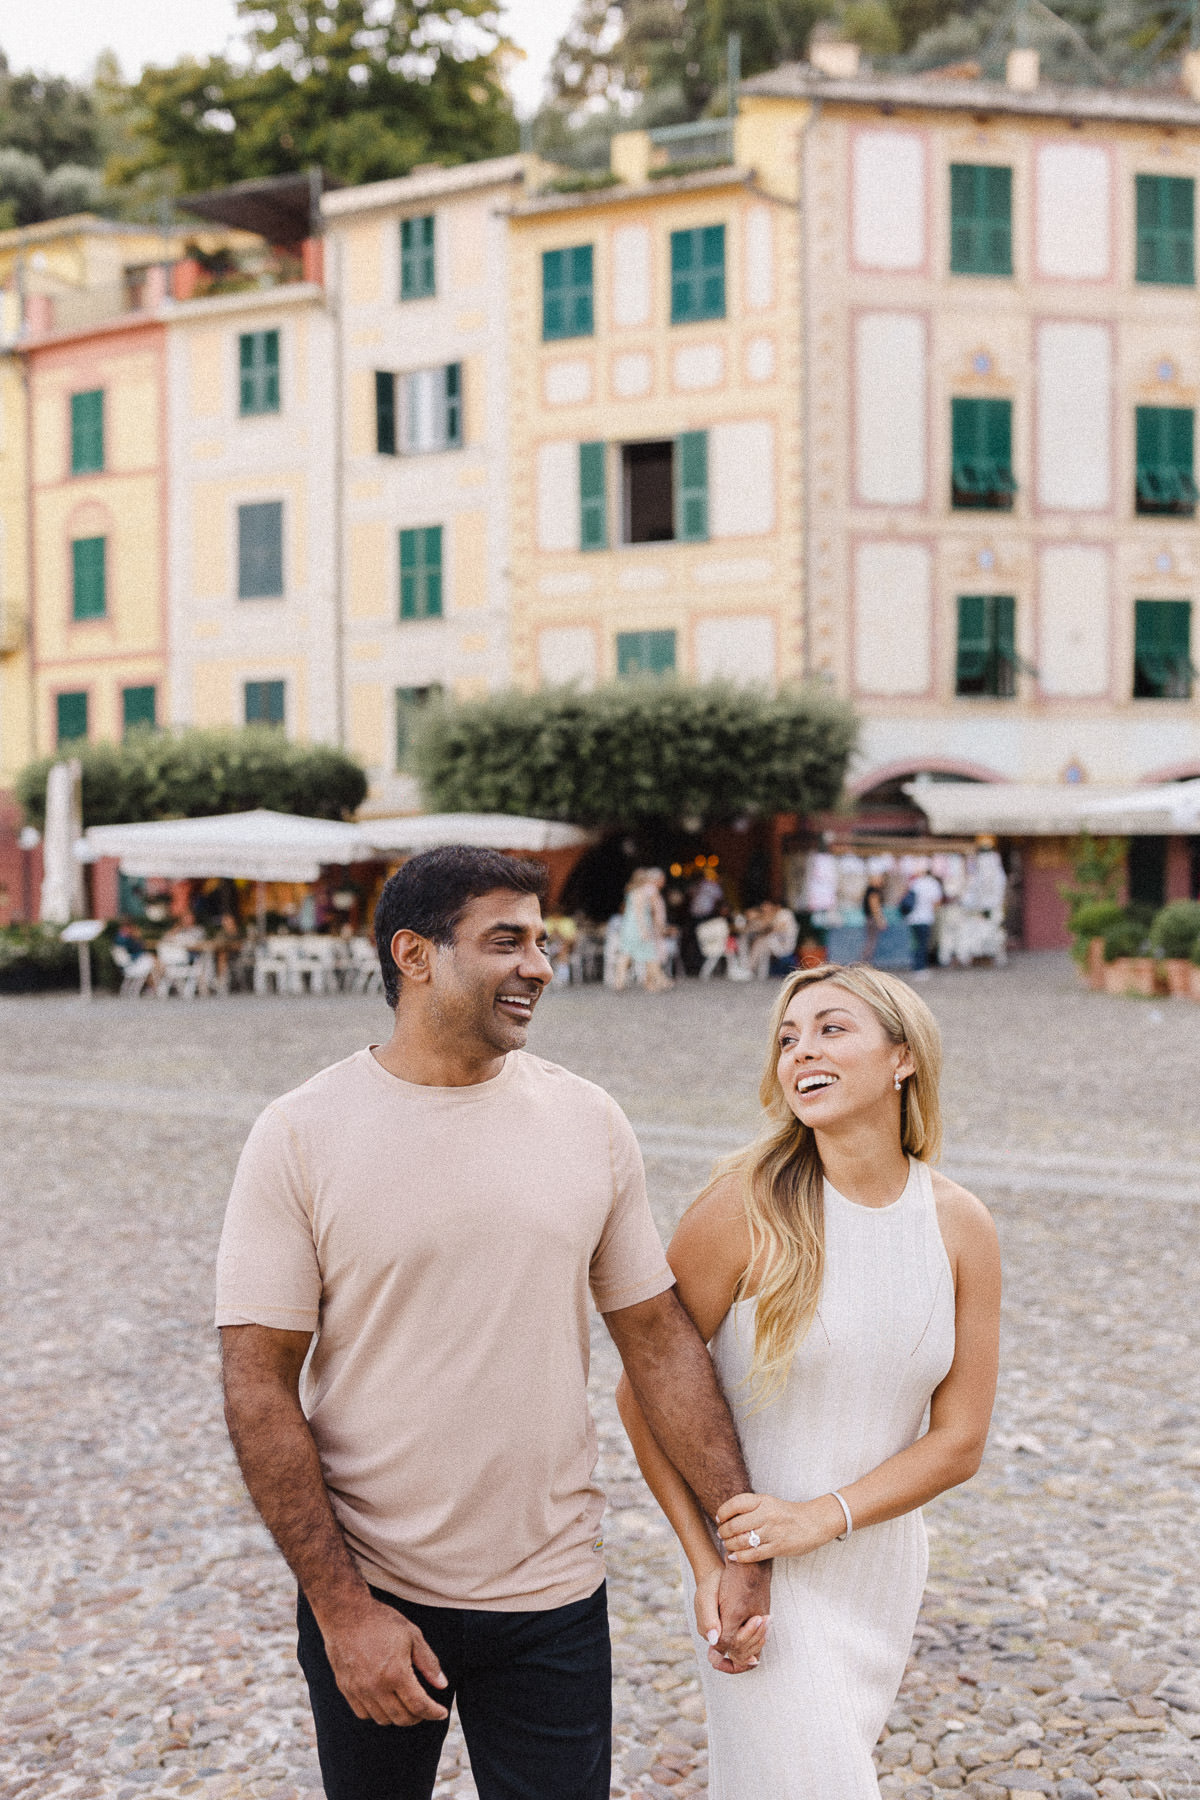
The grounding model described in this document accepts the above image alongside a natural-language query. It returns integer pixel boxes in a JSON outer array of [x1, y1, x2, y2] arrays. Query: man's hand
[[321, 1596, 449, 1726], [710, 1560, 772, 1673]]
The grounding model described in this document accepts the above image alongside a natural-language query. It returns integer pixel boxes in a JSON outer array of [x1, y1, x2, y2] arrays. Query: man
[[747, 900, 800, 980], [903, 864, 944, 980], [217, 846, 769, 1800]]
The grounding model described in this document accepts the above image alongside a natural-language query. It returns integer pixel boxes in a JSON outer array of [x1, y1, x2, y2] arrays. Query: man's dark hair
[[374, 845, 549, 1006]]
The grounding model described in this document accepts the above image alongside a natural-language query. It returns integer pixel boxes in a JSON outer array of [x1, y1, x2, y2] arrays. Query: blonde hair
[[715, 964, 943, 1406]]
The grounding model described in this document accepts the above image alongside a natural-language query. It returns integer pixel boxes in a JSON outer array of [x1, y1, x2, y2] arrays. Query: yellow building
[[0, 348, 31, 789], [507, 102, 805, 693]]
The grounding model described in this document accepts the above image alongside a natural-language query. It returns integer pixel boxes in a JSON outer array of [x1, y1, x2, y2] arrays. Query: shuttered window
[[399, 526, 443, 620], [1135, 406, 1196, 514], [70, 389, 104, 473], [580, 442, 607, 549], [956, 596, 1016, 697], [237, 501, 284, 598], [1136, 175, 1194, 286], [951, 398, 1015, 509], [950, 164, 1012, 276], [670, 226, 726, 323], [72, 536, 106, 620], [543, 245, 594, 340], [375, 365, 463, 455], [244, 680, 286, 726], [1133, 600, 1193, 698], [375, 371, 396, 454], [122, 686, 157, 734], [676, 430, 709, 540], [56, 691, 88, 744], [239, 330, 280, 415], [396, 684, 444, 769], [400, 215, 436, 300], [617, 630, 677, 677]]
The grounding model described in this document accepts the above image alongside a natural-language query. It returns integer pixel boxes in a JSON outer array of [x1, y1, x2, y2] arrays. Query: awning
[[176, 171, 339, 245], [905, 777, 1200, 838], [365, 814, 593, 855], [76, 810, 376, 883]]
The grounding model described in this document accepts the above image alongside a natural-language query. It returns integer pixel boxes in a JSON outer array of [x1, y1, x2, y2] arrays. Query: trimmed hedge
[[412, 682, 858, 826], [1150, 899, 1200, 961]]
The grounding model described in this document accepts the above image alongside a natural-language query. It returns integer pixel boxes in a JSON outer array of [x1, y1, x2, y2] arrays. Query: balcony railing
[[648, 118, 735, 174]]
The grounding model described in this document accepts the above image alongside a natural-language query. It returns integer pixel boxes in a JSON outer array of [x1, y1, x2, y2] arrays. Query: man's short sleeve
[[215, 1104, 322, 1331], [589, 1099, 673, 1314]]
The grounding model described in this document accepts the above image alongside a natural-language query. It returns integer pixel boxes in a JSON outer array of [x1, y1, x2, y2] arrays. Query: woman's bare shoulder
[[670, 1170, 750, 1263], [929, 1167, 1000, 1263]]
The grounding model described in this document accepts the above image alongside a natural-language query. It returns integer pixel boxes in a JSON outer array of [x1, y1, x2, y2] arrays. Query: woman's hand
[[692, 1563, 769, 1671], [717, 1491, 843, 1562]]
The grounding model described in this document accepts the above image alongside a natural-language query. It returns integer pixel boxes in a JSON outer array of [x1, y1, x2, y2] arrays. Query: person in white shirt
[[903, 871, 943, 979], [749, 903, 800, 980]]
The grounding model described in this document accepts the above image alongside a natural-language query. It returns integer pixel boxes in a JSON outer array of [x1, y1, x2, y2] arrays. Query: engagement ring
[[747, 1530, 761, 1548]]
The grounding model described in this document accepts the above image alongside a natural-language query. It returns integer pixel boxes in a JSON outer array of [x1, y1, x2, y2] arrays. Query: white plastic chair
[[156, 942, 200, 1000], [253, 936, 292, 995], [696, 916, 729, 980], [111, 944, 156, 998], [347, 937, 383, 995]]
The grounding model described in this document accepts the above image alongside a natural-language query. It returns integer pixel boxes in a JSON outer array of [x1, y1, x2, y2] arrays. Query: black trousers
[[296, 1582, 611, 1800]]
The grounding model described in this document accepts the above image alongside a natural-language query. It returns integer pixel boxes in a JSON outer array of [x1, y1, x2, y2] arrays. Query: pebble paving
[[1, 956, 1199, 1799]]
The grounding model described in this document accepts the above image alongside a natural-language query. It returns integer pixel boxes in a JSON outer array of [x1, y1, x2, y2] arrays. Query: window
[[543, 245, 594, 340], [949, 164, 1012, 276], [375, 365, 463, 455], [399, 526, 443, 620], [951, 398, 1015, 509], [122, 685, 157, 735], [396, 684, 443, 769], [617, 630, 677, 677], [71, 536, 106, 620], [239, 330, 280, 415], [244, 680, 285, 726], [400, 215, 436, 300], [1133, 599, 1193, 698], [956, 596, 1016, 697], [1135, 406, 1196, 514], [56, 691, 88, 744], [670, 226, 726, 324], [1136, 174, 1194, 286], [580, 442, 607, 549], [621, 432, 709, 544], [237, 501, 284, 598], [70, 389, 104, 473]]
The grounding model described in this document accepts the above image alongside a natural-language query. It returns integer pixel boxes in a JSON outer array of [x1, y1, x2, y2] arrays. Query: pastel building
[[507, 104, 804, 695], [0, 351, 30, 791], [322, 157, 539, 812], [741, 57, 1200, 818]]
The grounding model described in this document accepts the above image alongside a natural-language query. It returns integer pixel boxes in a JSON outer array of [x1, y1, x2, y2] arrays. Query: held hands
[[322, 1596, 450, 1727], [717, 1490, 843, 1563], [693, 1561, 772, 1674]]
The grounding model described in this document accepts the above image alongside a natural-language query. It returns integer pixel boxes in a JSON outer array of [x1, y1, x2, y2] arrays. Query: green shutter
[[670, 226, 726, 323], [950, 164, 1012, 276], [1134, 599, 1193, 698], [237, 501, 284, 598], [1135, 405, 1196, 511], [71, 536, 106, 620], [444, 363, 462, 448], [122, 686, 157, 734], [70, 389, 104, 473], [676, 430, 709, 541], [239, 331, 280, 414], [580, 442, 607, 550], [56, 691, 88, 744], [542, 245, 594, 340], [401, 214, 436, 300], [399, 526, 443, 620], [957, 596, 1016, 697], [951, 398, 1015, 507], [1136, 175, 1195, 286], [375, 371, 396, 454], [617, 630, 677, 678], [244, 680, 285, 726]]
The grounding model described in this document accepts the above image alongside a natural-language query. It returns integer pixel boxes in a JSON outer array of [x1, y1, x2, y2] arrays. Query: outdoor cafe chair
[[156, 941, 201, 1000], [111, 943, 157, 999], [346, 936, 383, 995], [252, 936, 293, 996]]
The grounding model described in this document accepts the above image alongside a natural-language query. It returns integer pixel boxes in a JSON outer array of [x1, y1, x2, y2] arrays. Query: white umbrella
[[41, 760, 85, 923], [364, 814, 593, 856], [76, 809, 377, 883]]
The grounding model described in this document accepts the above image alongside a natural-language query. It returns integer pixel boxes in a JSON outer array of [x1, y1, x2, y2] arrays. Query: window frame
[[398, 525, 444, 621], [1136, 174, 1195, 287], [70, 389, 104, 475], [1135, 405, 1197, 515], [1133, 598, 1193, 699], [121, 685, 157, 736], [395, 683, 444, 770], [237, 500, 285, 600], [670, 225, 727, 325], [951, 397, 1016, 510], [56, 689, 89, 745], [542, 244, 595, 341], [616, 629, 678, 678], [238, 329, 281, 416], [390, 363, 464, 456], [955, 594, 1017, 698], [244, 679, 286, 727], [579, 441, 607, 550], [71, 535, 107, 622], [400, 214, 437, 301], [949, 163, 1013, 277]]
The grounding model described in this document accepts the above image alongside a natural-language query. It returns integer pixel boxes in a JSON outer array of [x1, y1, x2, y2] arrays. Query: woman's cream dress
[[686, 1157, 956, 1799]]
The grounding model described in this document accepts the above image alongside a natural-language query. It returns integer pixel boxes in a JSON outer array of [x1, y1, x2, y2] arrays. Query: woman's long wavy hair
[[715, 964, 944, 1407]]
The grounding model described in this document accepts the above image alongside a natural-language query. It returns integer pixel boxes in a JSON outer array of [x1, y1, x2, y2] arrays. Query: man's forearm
[[224, 1378, 369, 1627]]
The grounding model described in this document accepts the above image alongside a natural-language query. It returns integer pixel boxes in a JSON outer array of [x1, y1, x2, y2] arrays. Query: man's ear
[[391, 928, 435, 986]]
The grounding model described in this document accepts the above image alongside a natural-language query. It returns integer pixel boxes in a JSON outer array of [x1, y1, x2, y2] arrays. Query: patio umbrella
[[41, 760, 85, 923], [76, 809, 378, 883], [364, 814, 592, 855]]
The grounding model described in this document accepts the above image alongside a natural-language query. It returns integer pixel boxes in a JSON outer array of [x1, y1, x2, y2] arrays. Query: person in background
[[862, 879, 887, 967], [903, 867, 944, 981], [748, 902, 800, 981]]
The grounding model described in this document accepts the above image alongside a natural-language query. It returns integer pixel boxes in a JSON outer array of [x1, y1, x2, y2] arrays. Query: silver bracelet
[[828, 1490, 853, 1542]]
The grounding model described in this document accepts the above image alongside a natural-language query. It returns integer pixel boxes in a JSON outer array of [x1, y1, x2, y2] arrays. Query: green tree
[[0, 52, 105, 169], [16, 729, 367, 832], [118, 0, 519, 193], [412, 682, 857, 826]]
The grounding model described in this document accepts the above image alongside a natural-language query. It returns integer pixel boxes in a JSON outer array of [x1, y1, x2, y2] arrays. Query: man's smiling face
[[421, 889, 553, 1058]]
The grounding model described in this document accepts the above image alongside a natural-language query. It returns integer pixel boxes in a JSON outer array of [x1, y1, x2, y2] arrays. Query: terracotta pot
[[1190, 963, 1200, 1001], [1084, 937, 1106, 990], [1103, 958, 1131, 994], [1104, 957, 1157, 996], [1164, 958, 1193, 998]]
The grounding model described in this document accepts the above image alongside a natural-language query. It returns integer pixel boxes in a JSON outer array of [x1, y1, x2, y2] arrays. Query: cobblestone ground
[[2, 956, 1199, 1800]]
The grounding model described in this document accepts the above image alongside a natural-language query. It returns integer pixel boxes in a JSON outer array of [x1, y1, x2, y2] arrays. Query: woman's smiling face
[[776, 981, 913, 1129]]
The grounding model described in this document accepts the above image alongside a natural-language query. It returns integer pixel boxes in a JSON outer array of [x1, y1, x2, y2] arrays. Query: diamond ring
[[747, 1530, 761, 1548]]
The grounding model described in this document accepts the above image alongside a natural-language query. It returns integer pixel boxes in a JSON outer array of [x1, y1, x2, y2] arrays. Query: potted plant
[[1102, 917, 1156, 995], [1149, 900, 1200, 996], [1069, 899, 1126, 989], [1191, 934, 1200, 1001]]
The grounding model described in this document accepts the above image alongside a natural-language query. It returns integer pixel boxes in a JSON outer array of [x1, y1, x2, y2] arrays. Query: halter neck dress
[[686, 1157, 956, 1799]]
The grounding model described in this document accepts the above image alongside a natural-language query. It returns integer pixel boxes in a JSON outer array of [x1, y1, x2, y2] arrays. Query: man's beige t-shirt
[[215, 1047, 673, 1612]]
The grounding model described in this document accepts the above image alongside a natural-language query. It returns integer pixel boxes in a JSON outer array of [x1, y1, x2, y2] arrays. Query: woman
[[862, 877, 887, 965], [618, 868, 671, 991], [618, 965, 1000, 1798]]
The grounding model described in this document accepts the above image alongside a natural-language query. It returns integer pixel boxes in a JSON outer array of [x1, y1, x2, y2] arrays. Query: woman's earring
[[894, 1073, 903, 1091]]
